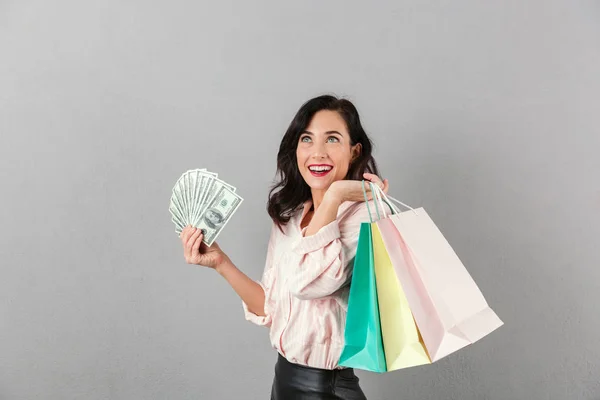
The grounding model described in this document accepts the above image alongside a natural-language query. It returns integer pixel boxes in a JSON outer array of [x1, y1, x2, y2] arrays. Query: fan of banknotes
[[169, 168, 243, 246]]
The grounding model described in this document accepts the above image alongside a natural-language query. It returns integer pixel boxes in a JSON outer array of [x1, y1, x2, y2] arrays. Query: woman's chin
[[306, 180, 331, 192]]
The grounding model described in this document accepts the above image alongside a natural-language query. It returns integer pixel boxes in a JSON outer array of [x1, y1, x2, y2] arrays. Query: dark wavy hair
[[267, 95, 380, 227]]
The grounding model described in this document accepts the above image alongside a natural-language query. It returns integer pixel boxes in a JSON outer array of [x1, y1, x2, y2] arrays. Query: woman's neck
[[310, 189, 326, 211]]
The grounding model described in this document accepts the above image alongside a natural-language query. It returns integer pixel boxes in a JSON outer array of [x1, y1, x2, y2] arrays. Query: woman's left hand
[[326, 173, 389, 204]]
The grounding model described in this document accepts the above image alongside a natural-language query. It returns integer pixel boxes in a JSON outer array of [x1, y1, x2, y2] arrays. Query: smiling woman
[[180, 95, 388, 399], [268, 95, 383, 226]]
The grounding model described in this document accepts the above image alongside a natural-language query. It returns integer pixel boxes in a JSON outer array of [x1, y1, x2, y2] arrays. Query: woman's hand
[[326, 173, 389, 204], [180, 225, 229, 269]]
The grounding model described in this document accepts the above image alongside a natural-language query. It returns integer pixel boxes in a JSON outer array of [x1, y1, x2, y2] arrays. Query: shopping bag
[[373, 185, 504, 362], [371, 221, 431, 370], [338, 222, 387, 373]]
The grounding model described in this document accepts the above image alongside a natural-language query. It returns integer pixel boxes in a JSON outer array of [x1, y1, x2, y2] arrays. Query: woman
[[180, 95, 388, 399]]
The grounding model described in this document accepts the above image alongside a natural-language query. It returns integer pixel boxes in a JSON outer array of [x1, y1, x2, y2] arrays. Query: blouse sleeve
[[286, 201, 372, 300], [242, 224, 277, 327]]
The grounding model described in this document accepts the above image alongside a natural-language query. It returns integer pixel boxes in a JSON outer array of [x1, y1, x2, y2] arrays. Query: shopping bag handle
[[361, 180, 381, 222], [371, 184, 419, 215], [361, 180, 395, 221], [372, 181, 390, 219]]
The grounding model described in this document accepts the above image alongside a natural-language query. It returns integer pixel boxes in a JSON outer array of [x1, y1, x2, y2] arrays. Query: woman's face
[[296, 110, 361, 194]]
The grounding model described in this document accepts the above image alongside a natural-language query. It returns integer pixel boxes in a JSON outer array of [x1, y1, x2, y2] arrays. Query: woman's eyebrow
[[301, 130, 342, 136]]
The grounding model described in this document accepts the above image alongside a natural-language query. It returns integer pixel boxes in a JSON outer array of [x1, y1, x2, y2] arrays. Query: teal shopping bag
[[338, 222, 387, 373]]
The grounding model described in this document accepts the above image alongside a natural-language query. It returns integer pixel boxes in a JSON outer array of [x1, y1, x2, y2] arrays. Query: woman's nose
[[311, 143, 327, 159]]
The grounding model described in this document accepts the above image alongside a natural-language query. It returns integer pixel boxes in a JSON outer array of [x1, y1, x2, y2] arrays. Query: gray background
[[1, 0, 599, 399]]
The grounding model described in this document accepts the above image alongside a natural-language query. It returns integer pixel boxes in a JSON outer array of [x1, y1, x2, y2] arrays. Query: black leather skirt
[[270, 353, 367, 400]]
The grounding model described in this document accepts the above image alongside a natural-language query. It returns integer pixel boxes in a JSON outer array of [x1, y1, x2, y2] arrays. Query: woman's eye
[[300, 136, 311, 143], [327, 136, 340, 143]]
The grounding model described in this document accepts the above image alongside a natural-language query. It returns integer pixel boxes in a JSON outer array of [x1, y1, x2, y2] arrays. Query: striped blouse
[[242, 199, 373, 370]]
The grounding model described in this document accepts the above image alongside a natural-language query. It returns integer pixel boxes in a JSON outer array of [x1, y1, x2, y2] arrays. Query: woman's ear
[[351, 143, 362, 162]]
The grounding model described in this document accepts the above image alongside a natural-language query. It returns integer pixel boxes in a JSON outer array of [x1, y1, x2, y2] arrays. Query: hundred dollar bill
[[194, 176, 221, 226], [171, 182, 189, 224], [195, 185, 243, 246], [170, 207, 185, 230], [168, 194, 185, 224], [190, 170, 205, 225]]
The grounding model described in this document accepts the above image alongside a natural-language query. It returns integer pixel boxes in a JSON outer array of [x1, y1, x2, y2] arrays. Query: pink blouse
[[242, 199, 373, 370]]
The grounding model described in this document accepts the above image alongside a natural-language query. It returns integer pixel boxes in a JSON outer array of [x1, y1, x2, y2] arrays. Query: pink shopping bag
[[372, 185, 503, 362]]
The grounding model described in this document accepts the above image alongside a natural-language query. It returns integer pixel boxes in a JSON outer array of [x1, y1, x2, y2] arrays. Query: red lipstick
[[308, 164, 333, 177]]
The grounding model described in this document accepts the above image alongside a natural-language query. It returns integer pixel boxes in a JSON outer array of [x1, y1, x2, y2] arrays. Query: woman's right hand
[[180, 225, 229, 269], [326, 173, 389, 204]]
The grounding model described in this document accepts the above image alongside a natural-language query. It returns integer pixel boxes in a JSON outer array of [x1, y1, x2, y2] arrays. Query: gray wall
[[1, 1, 599, 399]]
